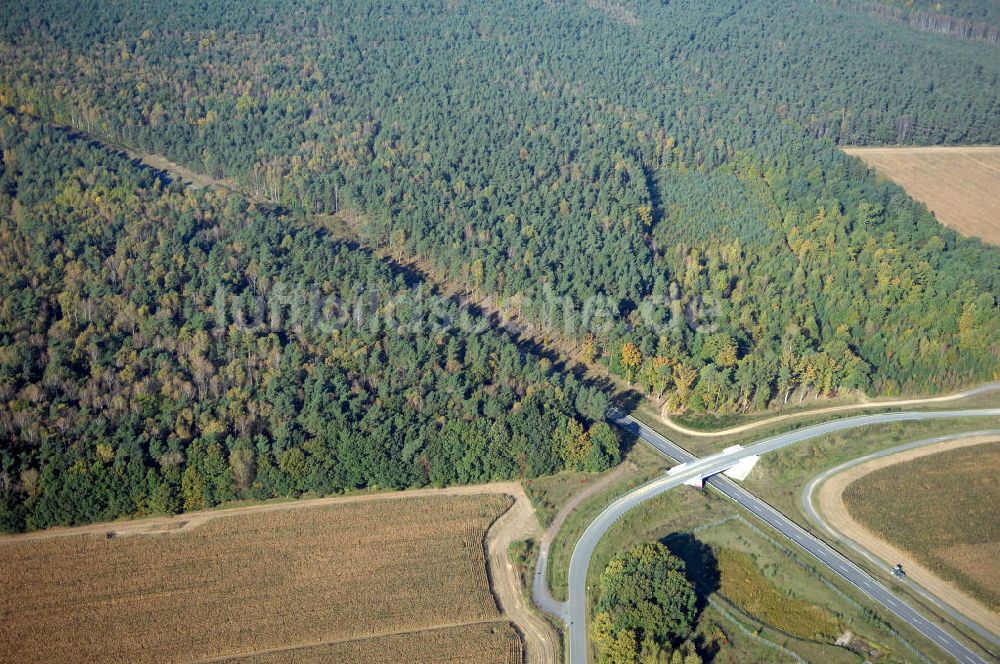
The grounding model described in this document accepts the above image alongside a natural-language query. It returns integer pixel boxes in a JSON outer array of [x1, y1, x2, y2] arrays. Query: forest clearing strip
[[51, 122, 638, 411], [17, 125, 558, 663], [44, 118, 243, 192], [319, 209, 628, 391], [39, 118, 1000, 652], [810, 435, 1000, 635], [41, 120, 998, 453]]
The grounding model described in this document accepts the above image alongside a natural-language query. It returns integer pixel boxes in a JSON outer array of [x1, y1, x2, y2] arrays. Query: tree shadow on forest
[[661, 532, 721, 611], [661, 532, 725, 661]]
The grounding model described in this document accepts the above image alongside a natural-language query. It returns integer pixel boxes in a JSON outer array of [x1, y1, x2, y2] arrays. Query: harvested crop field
[[840, 440, 1000, 613], [843, 145, 1000, 245], [211, 622, 523, 664], [0, 492, 515, 664]]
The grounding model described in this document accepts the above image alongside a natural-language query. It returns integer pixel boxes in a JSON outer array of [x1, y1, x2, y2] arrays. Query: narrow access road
[[656, 381, 1000, 438], [802, 431, 1000, 650], [564, 407, 1000, 664], [530, 465, 635, 624], [533, 542, 568, 622], [485, 486, 562, 664]]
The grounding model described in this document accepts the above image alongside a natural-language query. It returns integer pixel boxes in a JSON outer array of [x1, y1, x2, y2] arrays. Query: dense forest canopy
[[871, 0, 1000, 25], [824, 0, 1000, 44], [0, 114, 617, 531], [0, 0, 999, 528], [592, 542, 700, 662]]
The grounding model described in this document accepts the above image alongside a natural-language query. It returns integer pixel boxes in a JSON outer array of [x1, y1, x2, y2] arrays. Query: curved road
[[657, 381, 1000, 438], [533, 541, 568, 622], [565, 407, 1000, 664], [802, 430, 1000, 651]]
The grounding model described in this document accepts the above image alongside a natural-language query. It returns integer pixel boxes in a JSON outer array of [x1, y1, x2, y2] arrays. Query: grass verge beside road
[[632, 390, 1000, 458], [584, 486, 926, 663], [632, 383, 999, 453], [523, 472, 610, 530], [539, 443, 672, 602], [743, 417, 1000, 661], [670, 390, 868, 431]]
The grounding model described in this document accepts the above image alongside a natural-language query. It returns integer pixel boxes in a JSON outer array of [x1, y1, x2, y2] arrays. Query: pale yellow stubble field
[[844, 146, 1000, 245]]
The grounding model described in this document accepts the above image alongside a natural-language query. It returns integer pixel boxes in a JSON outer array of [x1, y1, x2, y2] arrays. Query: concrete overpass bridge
[[666, 444, 760, 487], [555, 406, 1000, 664]]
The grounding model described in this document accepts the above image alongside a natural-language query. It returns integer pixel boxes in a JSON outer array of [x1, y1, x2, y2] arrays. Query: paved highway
[[708, 476, 991, 664], [802, 431, 1000, 651], [564, 407, 1000, 664]]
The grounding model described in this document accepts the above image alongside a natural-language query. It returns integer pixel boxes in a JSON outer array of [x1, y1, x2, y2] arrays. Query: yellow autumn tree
[[95, 443, 115, 464], [621, 342, 642, 382], [671, 363, 698, 409], [559, 418, 592, 470], [592, 612, 639, 664], [580, 334, 598, 364]]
